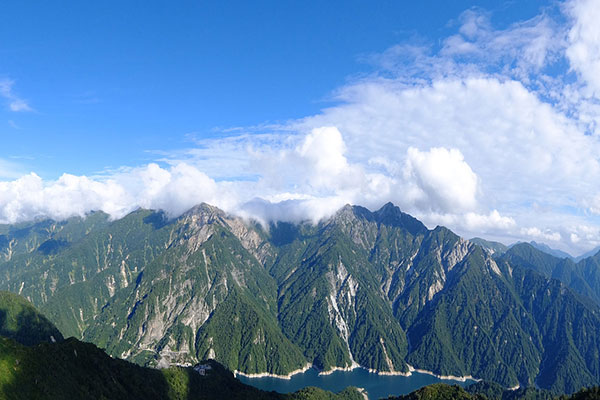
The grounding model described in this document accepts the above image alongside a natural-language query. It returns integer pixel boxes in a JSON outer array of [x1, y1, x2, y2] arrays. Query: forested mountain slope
[[2, 203, 600, 394]]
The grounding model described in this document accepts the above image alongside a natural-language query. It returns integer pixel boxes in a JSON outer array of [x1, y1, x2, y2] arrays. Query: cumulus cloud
[[0, 79, 32, 112], [520, 227, 562, 242], [295, 76, 600, 221], [245, 129, 493, 225], [568, 225, 600, 249], [0, 127, 506, 234], [255, 127, 357, 193], [464, 210, 516, 231], [417, 210, 516, 238], [403, 147, 478, 213], [0, 128, 388, 226], [0, 164, 229, 224]]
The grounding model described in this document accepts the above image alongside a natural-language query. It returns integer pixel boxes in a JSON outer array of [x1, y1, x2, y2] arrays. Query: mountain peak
[[376, 201, 400, 216], [182, 203, 226, 220], [332, 204, 373, 223], [528, 241, 573, 259], [469, 237, 508, 255], [374, 202, 427, 236], [507, 241, 573, 260], [381, 201, 396, 209]]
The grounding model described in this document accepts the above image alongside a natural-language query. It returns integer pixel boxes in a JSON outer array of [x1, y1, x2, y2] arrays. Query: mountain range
[[2, 203, 600, 394], [0, 288, 590, 400], [472, 238, 600, 262]]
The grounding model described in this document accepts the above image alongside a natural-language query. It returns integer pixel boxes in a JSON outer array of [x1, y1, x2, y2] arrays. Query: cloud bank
[[2, 0, 600, 256]]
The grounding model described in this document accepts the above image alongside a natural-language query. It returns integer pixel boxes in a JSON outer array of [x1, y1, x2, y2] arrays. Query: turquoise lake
[[238, 368, 476, 400]]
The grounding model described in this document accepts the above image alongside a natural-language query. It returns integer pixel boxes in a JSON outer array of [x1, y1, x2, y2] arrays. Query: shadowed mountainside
[[0, 291, 362, 400]]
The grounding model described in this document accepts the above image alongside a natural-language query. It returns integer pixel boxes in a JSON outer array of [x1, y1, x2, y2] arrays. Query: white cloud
[[0, 164, 231, 224], [9, 99, 32, 112], [464, 210, 516, 231], [570, 233, 580, 243], [569, 225, 600, 249], [0, 79, 32, 112], [416, 210, 516, 238], [441, 9, 564, 80], [239, 197, 348, 226], [298, 127, 349, 185], [253, 127, 374, 196], [520, 227, 562, 242], [156, 132, 288, 180], [294, 76, 600, 220], [566, 0, 600, 97], [0, 128, 501, 232], [403, 147, 478, 213], [585, 194, 600, 215]]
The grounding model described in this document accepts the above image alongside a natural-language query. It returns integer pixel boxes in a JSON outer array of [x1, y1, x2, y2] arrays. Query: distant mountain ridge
[[575, 246, 600, 262], [2, 203, 600, 394], [499, 242, 600, 306], [519, 241, 573, 259], [470, 236, 600, 262], [468, 238, 508, 255]]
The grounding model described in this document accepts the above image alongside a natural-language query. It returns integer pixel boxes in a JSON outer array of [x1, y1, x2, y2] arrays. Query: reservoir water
[[238, 367, 476, 400]]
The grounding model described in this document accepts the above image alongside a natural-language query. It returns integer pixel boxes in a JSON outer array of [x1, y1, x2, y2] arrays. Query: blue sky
[[1, 0, 550, 177], [2, 0, 600, 256]]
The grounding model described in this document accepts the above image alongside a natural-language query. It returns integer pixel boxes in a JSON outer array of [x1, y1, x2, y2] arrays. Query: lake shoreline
[[235, 362, 478, 383], [234, 364, 312, 380], [237, 363, 479, 400], [405, 364, 481, 382]]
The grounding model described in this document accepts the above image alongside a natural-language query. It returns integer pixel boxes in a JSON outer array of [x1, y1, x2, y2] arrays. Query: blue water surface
[[238, 367, 475, 400]]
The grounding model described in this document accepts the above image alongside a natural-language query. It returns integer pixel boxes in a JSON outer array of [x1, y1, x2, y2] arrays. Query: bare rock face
[[442, 238, 471, 272], [328, 204, 379, 250]]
